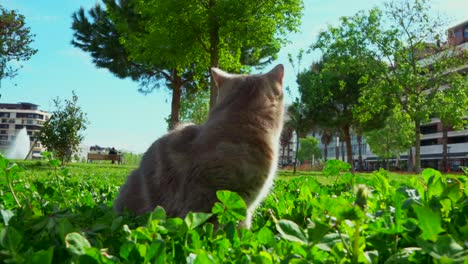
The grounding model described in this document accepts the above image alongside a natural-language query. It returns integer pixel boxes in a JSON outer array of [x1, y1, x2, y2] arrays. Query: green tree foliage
[[71, 3, 144, 81], [299, 9, 393, 170], [297, 136, 321, 163], [179, 88, 210, 125], [72, 0, 303, 128], [0, 5, 37, 89], [377, 0, 467, 172], [164, 87, 211, 128], [71, 1, 195, 130], [364, 108, 415, 169], [298, 56, 387, 170], [306, 1, 467, 172], [122, 152, 143, 166], [332, 0, 468, 172], [36, 92, 89, 164], [122, 0, 304, 109]]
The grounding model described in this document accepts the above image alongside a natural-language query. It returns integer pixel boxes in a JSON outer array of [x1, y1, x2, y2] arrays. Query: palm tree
[[320, 128, 333, 162], [286, 99, 312, 174], [280, 126, 293, 166]]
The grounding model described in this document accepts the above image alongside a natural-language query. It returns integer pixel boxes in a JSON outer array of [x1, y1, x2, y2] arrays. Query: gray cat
[[114, 64, 284, 228]]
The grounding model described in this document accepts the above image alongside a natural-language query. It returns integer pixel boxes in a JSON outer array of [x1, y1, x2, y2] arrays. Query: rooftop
[[0, 102, 39, 111], [447, 20, 468, 31]]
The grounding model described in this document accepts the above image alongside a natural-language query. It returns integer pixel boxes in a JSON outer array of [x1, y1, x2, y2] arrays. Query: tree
[[339, 0, 468, 172], [72, 0, 302, 128], [364, 108, 415, 170], [127, 0, 303, 109], [280, 126, 293, 165], [178, 87, 210, 126], [0, 5, 37, 89], [298, 56, 388, 171], [309, 1, 466, 172], [297, 136, 322, 164], [36, 92, 89, 164], [285, 99, 312, 174], [305, 9, 395, 171], [71, 1, 196, 130], [432, 74, 468, 172], [379, 0, 467, 172], [320, 128, 334, 162]]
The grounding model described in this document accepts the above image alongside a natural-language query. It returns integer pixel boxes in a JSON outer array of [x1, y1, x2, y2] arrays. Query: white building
[[0, 102, 51, 159]]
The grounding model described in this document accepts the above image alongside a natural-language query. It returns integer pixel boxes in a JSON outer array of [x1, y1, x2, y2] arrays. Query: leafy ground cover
[[0, 156, 467, 263]]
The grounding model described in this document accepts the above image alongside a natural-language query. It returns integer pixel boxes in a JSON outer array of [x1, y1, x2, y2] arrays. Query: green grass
[[1, 157, 467, 263]]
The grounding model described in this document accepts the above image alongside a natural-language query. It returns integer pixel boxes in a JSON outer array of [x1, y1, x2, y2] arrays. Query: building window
[[464, 26, 468, 38], [0, 135, 8, 140], [0, 130, 6, 134], [1, 119, 7, 123], [448, 136, 468, 144], [0, 124, 8, 129], [421, 138, 438, 146], [420, 124, 438, 134], [0, 112, 10, 118]]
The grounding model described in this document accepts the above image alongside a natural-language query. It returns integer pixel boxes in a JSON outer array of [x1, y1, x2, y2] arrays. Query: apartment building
[[0, 102, 51, 159]]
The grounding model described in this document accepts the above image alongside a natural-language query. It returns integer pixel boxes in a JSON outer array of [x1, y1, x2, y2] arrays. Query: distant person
[[109, 147, 117, 164], [109, 147, 117, 155]]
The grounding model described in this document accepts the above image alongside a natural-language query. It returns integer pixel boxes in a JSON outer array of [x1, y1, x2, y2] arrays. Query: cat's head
[[210, 64, 284, 110]]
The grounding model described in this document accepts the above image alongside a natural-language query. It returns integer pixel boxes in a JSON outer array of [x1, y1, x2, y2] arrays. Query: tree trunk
[[282, 146, 286, 166], [357, 134, 363, 171], [341, 141, 345, 161], [441, 124, 449, 172], [414, 121, 421, 172], [343, 126, 354, 171], [408, 147, 414, 172], [208, 0, 219, 110], [293, 129, 300, 174], [324, 143, 328, 162], [169, 75, 182, 130]]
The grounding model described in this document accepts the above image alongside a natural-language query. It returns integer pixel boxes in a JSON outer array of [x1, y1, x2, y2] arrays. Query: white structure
[[0, 102, 51, 159]]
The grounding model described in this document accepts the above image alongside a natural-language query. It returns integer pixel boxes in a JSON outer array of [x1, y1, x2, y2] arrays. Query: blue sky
[[1, 0, 467, 153]]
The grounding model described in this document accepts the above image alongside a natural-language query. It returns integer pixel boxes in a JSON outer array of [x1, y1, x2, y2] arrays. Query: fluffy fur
[[114, 64, 284, 228]]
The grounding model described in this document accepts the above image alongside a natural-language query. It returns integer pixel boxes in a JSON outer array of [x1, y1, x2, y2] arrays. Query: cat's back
[[114, 123, 201, 214], [145, 122, 200, 166]]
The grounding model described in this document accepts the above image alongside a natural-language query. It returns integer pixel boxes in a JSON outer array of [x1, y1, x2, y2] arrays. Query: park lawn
[[16, 159, 458, 186], [1, 158, 467, 263], [278, 169, 417, 185]]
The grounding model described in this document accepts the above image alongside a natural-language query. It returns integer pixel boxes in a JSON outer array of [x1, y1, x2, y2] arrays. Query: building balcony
[[421, 129, 468, 140]]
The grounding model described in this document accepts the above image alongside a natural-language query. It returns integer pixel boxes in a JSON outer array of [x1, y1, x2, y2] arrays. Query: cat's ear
[[211, 68, 229, 88], [267, 64, 284, 86]]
